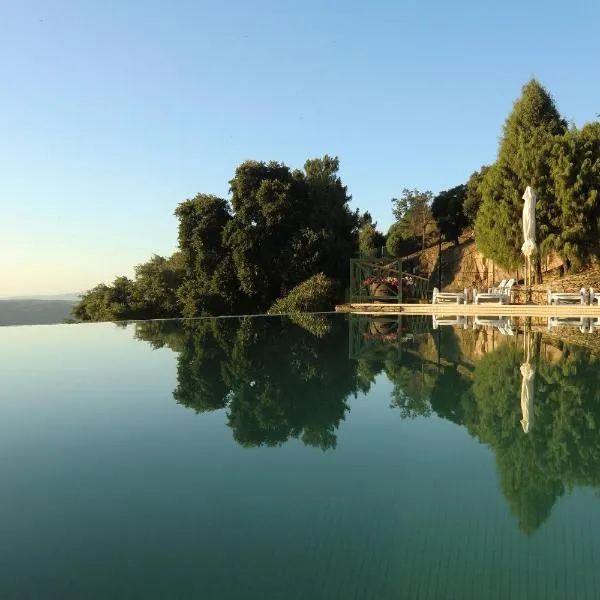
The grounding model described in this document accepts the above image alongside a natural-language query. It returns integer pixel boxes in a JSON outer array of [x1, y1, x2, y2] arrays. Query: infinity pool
[[1, 315, 600, 599]]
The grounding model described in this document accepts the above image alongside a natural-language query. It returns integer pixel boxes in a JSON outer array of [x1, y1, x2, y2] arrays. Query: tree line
[[74, 156, 360, 321], [360, 79, 600, 278], [74, 79, 600, 321]]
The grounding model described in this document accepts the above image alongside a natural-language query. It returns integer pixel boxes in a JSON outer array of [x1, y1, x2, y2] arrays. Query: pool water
[[1, 314, 600, 599]]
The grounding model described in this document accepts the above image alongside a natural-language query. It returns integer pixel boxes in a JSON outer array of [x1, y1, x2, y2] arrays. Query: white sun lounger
[[432, 287, 469, 304], [432, 314, 468, 329], [589, 288, 600, 305], [547, 288, 588, 305], [473, 316, 514, 336], [473, 279, 515, 305], [487, 279, 507, 294], [547, 316, 590, 333]]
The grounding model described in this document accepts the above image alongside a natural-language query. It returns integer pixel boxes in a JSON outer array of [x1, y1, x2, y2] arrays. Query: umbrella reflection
[[520, 328, 535, 433]]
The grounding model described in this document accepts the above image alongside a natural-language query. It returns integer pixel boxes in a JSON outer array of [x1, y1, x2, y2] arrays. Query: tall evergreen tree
[[546, 122, 600, 268], [463, 166, 490, 226], [475, 80, 567, 276]]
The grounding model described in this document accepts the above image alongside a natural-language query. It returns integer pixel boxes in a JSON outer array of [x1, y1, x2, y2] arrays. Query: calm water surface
[[1, 315, 600, 599]]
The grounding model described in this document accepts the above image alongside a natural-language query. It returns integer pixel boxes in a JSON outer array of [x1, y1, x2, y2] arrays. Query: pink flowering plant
[[362, 276, 401, 291]]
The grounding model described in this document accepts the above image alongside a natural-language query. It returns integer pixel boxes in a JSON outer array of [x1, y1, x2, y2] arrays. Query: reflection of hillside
[[350, 315, 600, 534]]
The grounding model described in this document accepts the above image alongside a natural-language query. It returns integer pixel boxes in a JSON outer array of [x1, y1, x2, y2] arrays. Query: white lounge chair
[[432, 287, 469, 304], [589, 288, 600, 305], [487, 279, 507, 294], [547, 288, 588, 305], [547, 316, 590, 333], [473, 279, 515, 305], [432, 314, 468, 329], [473, 315, 514, 335]]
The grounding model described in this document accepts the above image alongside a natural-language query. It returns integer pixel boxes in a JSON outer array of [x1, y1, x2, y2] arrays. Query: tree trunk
[[535, 255, 543, 284]]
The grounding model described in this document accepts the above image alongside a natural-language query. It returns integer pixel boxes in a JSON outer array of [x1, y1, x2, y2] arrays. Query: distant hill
[[0, 299, 77, 326]]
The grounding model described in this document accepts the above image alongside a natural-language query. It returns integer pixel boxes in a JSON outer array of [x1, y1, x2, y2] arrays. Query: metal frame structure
[[349, 258, 430, 304]]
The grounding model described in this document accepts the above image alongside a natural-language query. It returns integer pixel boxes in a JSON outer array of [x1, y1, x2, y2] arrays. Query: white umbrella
[[521, 187, 537, 300]]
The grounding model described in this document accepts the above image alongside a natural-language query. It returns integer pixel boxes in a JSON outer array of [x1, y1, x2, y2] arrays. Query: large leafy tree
[[223, 156, 357, 312], [392, 188, 437, 251], [475, 79, 567, 276], [303, 155, 359, 284], [174, 194, 239, 317], [431, 184, 467, 245], [223, 160, 312, 309], [73, 276, 137, 321], [131, 253, 184, 318]]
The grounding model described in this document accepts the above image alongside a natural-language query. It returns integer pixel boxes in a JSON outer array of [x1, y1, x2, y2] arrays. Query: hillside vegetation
[[73, 79, 600, 321]]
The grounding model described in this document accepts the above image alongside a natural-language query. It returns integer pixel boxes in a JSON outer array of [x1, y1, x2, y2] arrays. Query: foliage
[[132, 253, 184, 318], [385, 221, 418, 257], [358, 222, 385, 257], [135, 315, 359, 450], [475, 79, 567, 272], [431, 184, 467, 245], [73, 276, 137, 322], [175, 194, 239, 317], [74, 155, 358, 321], [268, 273, 337, 315], [73, 252, 186, 322], [463, 166, 490, 226], [132, 309, 600, 534], [391, 188, 437, 251], [545, 122, 600, 268], [223, 157, 357, 312]]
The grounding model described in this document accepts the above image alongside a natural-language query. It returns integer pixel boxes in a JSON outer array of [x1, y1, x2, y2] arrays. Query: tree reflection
[[135, 315, 600, 533], [135, 315, 358, 450]]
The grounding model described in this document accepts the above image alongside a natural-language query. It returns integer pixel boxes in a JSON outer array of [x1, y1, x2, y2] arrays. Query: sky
[[1, 0, 599, 297]]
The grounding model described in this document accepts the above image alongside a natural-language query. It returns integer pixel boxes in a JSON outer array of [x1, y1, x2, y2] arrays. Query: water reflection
[[135, 314, 600, 535], [136, 316, 357, 450]]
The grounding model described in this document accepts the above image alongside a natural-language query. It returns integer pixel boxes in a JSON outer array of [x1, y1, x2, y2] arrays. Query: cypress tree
[[475, 80, 567, 277]]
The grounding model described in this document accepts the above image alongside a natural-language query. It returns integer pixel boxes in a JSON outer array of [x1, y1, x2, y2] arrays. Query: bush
[[268, 273, 337, 314]]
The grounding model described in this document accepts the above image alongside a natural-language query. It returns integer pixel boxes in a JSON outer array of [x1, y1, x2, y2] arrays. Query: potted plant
[[362, 276, 400, 302]]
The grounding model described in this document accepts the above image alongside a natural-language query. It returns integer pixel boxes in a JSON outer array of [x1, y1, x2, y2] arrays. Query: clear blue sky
[[1, 0, 598, 296]]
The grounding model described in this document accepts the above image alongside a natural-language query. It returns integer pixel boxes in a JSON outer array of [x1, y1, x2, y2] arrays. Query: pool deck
[[335, 302, 600, 317]]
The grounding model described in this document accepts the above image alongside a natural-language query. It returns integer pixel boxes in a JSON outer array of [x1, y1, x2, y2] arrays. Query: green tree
[[303, 155, 360, 284], [431, 184, 467, 245], [462, 166, 490, 226], [358, 222, 385, 257], [73, 276, 137, 322], [174, 194, 239, 317], [385, 221, 418, 257], [223, 157, 357, 311], [392, 188, 437, 251], [131, 253, 184, 318], [475, 79, 567, 275], [546, 121, 600, 268], [74, 155, 359, 320]]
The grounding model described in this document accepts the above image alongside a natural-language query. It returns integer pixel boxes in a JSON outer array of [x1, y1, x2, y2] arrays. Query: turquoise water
[[1, 315, 600, 599]]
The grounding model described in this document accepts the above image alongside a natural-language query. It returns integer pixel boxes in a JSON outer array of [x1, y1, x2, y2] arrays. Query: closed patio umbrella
[[521, 187, 537, 301]]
